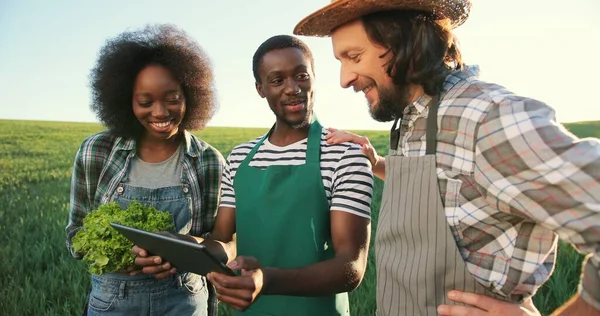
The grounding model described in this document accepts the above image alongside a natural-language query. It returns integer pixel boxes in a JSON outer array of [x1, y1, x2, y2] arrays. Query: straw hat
[[293, 0, 471, 37]]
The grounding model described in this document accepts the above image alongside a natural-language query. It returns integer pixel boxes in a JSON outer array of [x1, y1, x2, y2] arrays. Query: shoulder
[[442, 66, 552, 120], [186, 133, 226, 167], [75, 131, 122, 161], [227, 134, 265, 159], [319, 127, 368, 159], [188, 133, 223, 159]]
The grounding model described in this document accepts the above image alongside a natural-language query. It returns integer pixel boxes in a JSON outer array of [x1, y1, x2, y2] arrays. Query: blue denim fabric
[[85, 182, 209, 315], [86, 272, 208, 316], [112, 183, 194, 234]]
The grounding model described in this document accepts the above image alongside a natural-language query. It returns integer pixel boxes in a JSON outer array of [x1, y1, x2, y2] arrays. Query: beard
[[369, 83, 411, 122], [288, 110, 311, 129]]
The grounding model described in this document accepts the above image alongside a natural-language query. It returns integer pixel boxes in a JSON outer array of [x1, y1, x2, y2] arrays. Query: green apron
[[233, 119, 350, 316]]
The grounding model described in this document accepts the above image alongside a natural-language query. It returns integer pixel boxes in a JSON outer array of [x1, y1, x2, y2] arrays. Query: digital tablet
[[110, 222, 236, 276]]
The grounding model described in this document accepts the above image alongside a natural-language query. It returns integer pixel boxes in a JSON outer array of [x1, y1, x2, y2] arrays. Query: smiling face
[[255, 47, 315, 129], [132, 64, 186, 141], [331, 19, 407, 122]]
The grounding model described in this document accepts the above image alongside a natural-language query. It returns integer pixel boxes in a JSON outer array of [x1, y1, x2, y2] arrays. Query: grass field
[[1, 119, 597, 315]]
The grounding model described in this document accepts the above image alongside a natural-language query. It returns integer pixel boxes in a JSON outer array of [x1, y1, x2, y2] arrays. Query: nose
[[151, 102, 170, 118], [340, 63, 358, 89], [283, 79, 301, 95]]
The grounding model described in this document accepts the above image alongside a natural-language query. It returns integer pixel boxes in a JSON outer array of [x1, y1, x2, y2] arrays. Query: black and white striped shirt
[[219, 128, 374, 219]]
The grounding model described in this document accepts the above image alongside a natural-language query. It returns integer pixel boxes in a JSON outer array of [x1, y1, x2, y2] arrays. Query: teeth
[[153, 121, 171, 128], [362, 86, 373, 94]]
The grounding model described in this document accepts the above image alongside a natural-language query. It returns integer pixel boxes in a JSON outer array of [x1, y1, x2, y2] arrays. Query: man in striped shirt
[[201, 35, 374, 315], [293, 0, 600, 315]]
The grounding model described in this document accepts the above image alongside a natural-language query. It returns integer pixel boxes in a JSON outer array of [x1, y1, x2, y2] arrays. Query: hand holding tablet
[[110, 222, 236, 277]]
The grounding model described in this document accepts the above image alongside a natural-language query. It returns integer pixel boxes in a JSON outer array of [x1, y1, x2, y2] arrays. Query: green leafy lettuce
[[72, 201, 175, 275]]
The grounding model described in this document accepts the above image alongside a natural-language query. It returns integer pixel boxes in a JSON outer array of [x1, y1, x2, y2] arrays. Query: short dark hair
[[89, 24, 217, 138], [252, 35, 315, 83], [361, 10, 464, 96]]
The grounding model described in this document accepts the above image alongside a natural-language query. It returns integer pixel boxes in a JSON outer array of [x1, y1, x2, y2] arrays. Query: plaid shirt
[[397, 65, 600, 309], [65, 129, 224, 315]]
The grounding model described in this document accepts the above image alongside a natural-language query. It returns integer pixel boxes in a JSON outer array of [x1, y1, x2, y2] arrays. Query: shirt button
[[183, 187, 189, 193], [116, 186, 124, 194]]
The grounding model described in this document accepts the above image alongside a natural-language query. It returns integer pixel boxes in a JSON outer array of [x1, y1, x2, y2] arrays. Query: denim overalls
[[86, 171, 209, 315]]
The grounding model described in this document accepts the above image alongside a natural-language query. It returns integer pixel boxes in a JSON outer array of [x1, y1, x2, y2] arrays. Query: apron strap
[[240, 125, 272, 166], [306, 119, 322, 164], [425, 94, 440, 155], [389, 117, 401, 151], [242, 116, 321, 165], [389, 94, 440, 154]]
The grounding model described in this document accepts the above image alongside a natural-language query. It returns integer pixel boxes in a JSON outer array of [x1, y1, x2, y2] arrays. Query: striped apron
[[375, 96, 528, 315]]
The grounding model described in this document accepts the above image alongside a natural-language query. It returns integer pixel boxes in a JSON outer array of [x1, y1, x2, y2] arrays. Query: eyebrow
[[133, 89, 181, 98], [266, 65, 309, 79]]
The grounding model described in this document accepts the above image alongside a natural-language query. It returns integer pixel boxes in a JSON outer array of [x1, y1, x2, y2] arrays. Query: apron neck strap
[[425, 94, 440, 155], [389, 117, 401, 151], [306, 118, 322, 164], [245, 117, 321, 164], [389, 94, 440, 155]]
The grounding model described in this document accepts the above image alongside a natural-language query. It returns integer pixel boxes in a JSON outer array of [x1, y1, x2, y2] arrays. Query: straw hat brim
[[293, 0, 471, 37]]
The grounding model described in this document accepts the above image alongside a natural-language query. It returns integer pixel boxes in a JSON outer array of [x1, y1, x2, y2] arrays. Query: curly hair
[[361, 10, 464, 96], [252, 35, 315, 83], [89, 24, 217, 138]]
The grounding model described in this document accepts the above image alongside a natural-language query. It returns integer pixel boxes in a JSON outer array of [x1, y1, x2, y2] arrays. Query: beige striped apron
[[375, 96, 526, 316]]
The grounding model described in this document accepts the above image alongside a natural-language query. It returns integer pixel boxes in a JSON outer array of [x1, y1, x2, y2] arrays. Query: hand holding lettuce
[[72, 201, 175, 275]]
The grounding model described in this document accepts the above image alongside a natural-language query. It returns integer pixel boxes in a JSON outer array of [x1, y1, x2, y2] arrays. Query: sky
[[0, 0, 599, 131]]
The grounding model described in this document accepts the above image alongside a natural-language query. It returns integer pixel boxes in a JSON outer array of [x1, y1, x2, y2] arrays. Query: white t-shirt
[[219, 127, 374, 219]]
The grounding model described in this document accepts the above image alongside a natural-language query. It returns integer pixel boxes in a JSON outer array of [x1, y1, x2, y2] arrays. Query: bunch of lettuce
[[72, 201, 175, 275]]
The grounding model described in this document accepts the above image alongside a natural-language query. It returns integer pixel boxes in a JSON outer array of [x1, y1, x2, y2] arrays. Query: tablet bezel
[[110, 222, 236, 276]]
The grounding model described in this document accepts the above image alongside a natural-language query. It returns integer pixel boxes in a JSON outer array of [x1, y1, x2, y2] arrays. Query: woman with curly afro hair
[[66, 24, 225, 316]]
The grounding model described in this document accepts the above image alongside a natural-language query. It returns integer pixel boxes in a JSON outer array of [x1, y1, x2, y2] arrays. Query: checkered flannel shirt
[[65, 130, 225, 315], [397, 65, 600, 309]]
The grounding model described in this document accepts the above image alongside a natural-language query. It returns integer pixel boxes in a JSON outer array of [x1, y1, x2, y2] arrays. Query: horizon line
[[1, 117, 597, 132]]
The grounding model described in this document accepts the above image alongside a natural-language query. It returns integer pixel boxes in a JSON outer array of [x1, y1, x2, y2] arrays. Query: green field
[[1, 119, 597, 316]]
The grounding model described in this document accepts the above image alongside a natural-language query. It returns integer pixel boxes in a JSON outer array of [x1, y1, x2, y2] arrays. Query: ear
[[255, 82, 265, 98]]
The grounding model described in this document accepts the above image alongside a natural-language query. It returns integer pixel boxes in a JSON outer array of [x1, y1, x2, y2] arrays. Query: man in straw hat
[[293, 1, 600, 315]]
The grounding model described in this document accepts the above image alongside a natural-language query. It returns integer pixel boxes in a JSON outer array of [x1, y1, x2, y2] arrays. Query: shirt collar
[[402, 93, 431, 118], [443, 64, 480, 91]]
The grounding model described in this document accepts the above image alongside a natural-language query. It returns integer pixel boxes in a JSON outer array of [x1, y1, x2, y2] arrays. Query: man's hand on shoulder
[[325, 128, 379, 167], [326, 127, 386, 179]]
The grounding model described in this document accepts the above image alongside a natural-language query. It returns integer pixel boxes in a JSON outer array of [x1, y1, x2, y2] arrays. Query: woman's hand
[[130, 245, 176, 279]]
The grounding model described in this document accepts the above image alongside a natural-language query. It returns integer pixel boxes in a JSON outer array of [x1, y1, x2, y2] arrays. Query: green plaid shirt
[[65, 129, 224, 314]]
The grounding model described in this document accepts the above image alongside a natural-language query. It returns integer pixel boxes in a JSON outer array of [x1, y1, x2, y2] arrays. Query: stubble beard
[[369, 83, 411, 122], [278, 98, 314, 129]]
